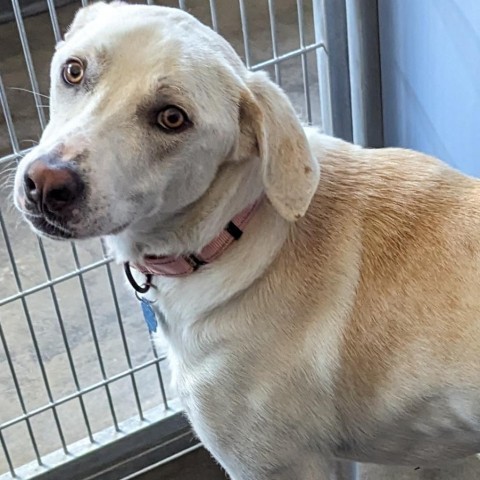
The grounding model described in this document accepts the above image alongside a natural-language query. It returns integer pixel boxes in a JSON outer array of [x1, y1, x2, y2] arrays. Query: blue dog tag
[[140, 298, 158, 333]]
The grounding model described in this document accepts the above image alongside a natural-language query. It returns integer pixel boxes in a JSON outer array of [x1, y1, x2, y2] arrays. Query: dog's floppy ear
[[239, 71, 320, 221], [65, 2, 124, 41]]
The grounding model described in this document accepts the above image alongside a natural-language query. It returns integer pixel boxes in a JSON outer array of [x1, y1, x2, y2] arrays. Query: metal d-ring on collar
[[124, 262, 153, 294]]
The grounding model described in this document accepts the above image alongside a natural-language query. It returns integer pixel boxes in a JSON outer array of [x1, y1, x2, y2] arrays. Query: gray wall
[[379, 0, 480, 177]]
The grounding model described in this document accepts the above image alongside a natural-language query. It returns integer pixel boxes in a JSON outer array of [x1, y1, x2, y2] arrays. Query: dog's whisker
[[10, 87, 50, 100], [0, 174, 15, 184], [19, 139, 40, 146], [0, 165, 18, 173]]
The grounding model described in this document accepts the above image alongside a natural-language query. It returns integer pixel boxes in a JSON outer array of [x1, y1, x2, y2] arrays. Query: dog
[[13, 3, 480, 479]]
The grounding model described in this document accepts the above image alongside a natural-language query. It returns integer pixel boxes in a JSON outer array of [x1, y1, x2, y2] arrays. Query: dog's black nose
[[24, 155, 84, 214]]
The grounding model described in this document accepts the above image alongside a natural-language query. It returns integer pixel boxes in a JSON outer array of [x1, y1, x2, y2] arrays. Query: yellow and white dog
[[14, 3, 480, 479]]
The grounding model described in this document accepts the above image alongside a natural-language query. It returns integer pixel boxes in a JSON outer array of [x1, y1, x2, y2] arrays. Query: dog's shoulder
[[304, 129, 480, 219]]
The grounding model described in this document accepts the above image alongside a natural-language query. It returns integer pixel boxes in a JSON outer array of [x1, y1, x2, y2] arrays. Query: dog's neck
[[131, 197, 263, 279], [105, 158, 265, 265]]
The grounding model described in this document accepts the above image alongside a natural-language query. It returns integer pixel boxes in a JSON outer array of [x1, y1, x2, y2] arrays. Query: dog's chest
[[169, 346, 257, 457], [167, 333, 340, 463]]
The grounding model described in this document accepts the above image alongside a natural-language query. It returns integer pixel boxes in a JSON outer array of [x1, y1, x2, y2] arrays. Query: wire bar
[[267, 0, 282, 84], [0, 356, 166, 433], [0, 431, 16, 478], [296, 0, 313, 123], [11, 0, 47, 129]]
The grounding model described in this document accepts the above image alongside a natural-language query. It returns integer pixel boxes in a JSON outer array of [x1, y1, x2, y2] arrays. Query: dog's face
[[14, 2, 319, 242]]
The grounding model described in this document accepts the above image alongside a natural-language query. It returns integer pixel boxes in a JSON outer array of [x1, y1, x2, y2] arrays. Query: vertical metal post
[[267, 0, 281, 85], [238, 0, 252, 68], [345, 0, 384, 147], [150, 338, 169, 410], [314, 0, 352, 140], [11, 0, 47, 130], [0, 75, 20, 154], [45, 0, 62, 43], [312, 0, 333, 133], [0, 431, 16, 478], [296, 0, 312, 124], [209, 0, 219, 32]]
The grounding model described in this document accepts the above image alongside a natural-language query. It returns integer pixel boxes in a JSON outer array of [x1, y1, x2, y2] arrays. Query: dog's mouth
[[25, 213, 74, 240], [24, 211, 131, 240]]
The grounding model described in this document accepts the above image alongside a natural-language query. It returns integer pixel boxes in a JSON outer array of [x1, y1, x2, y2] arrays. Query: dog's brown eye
[[157, 106, 187, 131], [62, 57, 85, 85]]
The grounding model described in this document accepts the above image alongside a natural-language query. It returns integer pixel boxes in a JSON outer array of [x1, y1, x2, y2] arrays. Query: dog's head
[[14, 2, 319, 247]]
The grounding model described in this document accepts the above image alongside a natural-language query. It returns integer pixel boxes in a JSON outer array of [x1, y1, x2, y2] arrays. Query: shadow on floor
[[136, 449, 480, 480], [136, 448, 228, 480]]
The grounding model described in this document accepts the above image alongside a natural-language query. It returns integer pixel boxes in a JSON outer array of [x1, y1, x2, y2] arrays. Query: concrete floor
[[0, 1, 479, 479]]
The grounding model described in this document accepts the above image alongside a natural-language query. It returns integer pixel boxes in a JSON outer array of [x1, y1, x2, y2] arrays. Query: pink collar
[[124, 198, 262, 291]]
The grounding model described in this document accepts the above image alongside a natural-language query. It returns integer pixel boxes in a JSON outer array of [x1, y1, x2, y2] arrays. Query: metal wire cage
[[0, 0, 381, 478]]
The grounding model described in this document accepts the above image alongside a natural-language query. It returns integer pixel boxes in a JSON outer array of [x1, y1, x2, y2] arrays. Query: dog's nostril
[[44, 185, 79, 212], [24, 175, 39, 202], [25, 176, 36, 193], [48, 187, 74, 204], [44, 176, 84, 213]]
